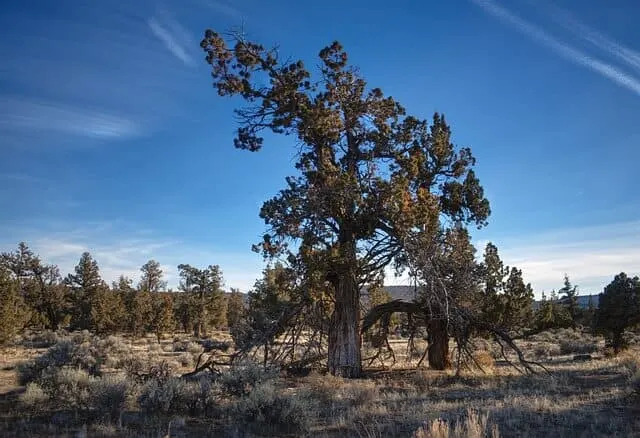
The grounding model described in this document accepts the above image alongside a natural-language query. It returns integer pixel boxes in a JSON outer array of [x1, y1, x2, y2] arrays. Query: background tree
[[173, 292, 195, 334], [500, 267, 534, 332], [112, 275, 136, 332], [0, 242, 35, 293], [65, 252, 104, 331], [1, 243, 68, 330], [91, 285, 126, 335], [200, 31, 490, 376], [139, 260, 166, 293], [29, 264, 69, 330], [226, 288, 246, 331], [558, 274, 580, 328], [132, 290, 155, 336], [479, 243, 507, 323], [533, 289, 571, 332], [178, 264, 225, 336], [0, 266, 30, 345], [595, 272, 640, 353], [478, 243, 533, 334], [151, 294, 174, 343], [582, 294, 597, 333]]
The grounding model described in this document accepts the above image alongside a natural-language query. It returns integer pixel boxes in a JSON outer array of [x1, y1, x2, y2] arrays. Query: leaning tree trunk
[[427, 318, 450, 370], [328, 273, 362, 378]]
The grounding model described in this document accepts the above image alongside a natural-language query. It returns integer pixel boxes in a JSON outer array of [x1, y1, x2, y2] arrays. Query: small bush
[[472, 350, 495, 373], [138, 377, 186, 414], [619, 354, 640, 379], [175, 376, 220, 415], [138, 374, 220, 416], [532, 343, 561, 359], [40, 367, 94, 409], [172, 340, 190, 352], [200, 339, 231, 352], [119, 355, 146, 378], [219, 362, 279, 396], [232, 383, 317, 434], [559, 340, 598, 355], [178, 353, 193, 367], [18, 340, 90, 385], [89, 374, 130, 420], [630, 369, 640, 396], [17, 339, 105, 386], [29, 330, 61, 348], [414, 409, 499, 438], [20, 383, 49, 409], [186, 342, 203, 355]]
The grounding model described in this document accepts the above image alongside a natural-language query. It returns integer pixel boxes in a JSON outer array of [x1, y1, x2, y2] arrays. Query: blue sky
[[1, 0, 639, 295]]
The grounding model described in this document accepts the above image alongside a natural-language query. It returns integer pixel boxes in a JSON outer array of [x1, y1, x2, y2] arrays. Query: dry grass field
[[0, 329, 639, 437]]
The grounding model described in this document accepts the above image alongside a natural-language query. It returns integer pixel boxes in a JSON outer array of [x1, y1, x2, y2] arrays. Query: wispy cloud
[[470, 0, 640, 96], [148, 14, 195, 66], [0, 173, 49, 185], [528, 0, 640, 74], [482, 220, 640, 295], [0, 97, 141, 140], [198, 0, 243, 20], [0, 3, 209, 148], [0, 222, 263, 292]]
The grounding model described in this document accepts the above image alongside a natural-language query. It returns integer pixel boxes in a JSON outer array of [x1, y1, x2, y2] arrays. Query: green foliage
[[478, 243, 534, 332], [112, 275, 137, 332], [534, 290, 572, 332], [595, 272, 640, 353], [559, 274, 581, 328], [132, 290, 155, 336], [65, 252, 105, 331], [91, 287, 127, 335], [231, 264, 297, 351], [138, 259, 166, 293], [1, 242, 68, 330], [0, 267, 30, 345], [177, 263, 225, 336], [226, 288, 245, 331], [151, 294, 175, 341]]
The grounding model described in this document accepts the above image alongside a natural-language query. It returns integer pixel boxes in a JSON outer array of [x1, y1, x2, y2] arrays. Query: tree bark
[[427, 318, 450, 370], [328, 273, 362, 377]]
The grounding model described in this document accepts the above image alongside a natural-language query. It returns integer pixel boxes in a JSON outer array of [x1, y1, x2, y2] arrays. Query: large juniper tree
[[200, 32, 490, 376]]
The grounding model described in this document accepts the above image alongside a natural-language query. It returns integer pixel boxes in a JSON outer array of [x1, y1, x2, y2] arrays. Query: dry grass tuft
[[414, 409, 499, 438]]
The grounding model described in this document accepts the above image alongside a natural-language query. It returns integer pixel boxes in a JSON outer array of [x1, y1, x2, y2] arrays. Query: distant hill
[[363, 286, 600, 309], [223, 287, 599, 310]]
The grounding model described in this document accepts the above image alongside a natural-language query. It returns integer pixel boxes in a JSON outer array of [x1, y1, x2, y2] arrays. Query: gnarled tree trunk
[[328, 273, 362, 377], [427, 318, 450, 370]]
